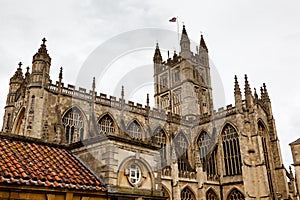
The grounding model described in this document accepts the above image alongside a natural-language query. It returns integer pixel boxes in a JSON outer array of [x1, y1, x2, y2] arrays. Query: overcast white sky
[[0, 0, 300, 167]]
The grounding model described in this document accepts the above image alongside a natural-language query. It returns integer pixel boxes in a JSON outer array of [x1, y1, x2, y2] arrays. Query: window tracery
[[181, 187, 195, 200], [63, 107, 84, 144], [153, 129, 167, 164], [206, 189, 219, 200], [227, 189, 245, 200], [222, 124, 242, 176], [174, 132, 188, 172], [98, 114, 115, 134], [128, 121, 142, 140]]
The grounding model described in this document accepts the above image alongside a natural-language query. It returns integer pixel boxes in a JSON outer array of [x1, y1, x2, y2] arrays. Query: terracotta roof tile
[[0, 135, 106, 191]]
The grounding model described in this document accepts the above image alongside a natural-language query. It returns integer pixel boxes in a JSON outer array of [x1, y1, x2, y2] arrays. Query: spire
[[234, 75, 241, 96], [182, 25, 188, 36], [180, 25, 190, 43], [200, 34, 208, 52], [244, 74, 252, 95], [153, 42, 162, 64], [244, 74, 253, 110], [263, 83, 270, 102], [33, 38, 51, 64], [180, 25, 191, 58], [234, 75, 242, 112]]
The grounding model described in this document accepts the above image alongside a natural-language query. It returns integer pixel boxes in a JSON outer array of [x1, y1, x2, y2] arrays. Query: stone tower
[[153, 25, 212, 117], [2, 38, 51, 138]]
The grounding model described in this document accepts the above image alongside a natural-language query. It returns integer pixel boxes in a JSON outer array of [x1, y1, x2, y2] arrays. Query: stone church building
[[1, 26, 298, 199]]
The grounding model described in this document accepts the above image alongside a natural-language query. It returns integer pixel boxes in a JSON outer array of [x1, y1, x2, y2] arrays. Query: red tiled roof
[[0, 134, 106, 191]]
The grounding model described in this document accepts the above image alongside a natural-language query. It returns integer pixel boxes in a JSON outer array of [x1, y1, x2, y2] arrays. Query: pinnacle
[[59, 67, 63, 79], [121, 85, 124, 99], [234, 75, 241, 96], [146, 93, 149, 107], [92, 77, 96, 91], [200, 34, 208, 52], [182, 25, 187, 35], [244, 74, 252, 95]]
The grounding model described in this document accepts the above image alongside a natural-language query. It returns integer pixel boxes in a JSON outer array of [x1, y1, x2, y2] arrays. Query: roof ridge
[[0, 133, 67, 149]]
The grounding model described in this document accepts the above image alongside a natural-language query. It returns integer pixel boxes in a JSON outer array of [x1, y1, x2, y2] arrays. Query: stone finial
[[121, 85, 124, 100], [25, 66, 30, 79], [263, 83, 270, 101], [59, 67, 63, 80], [18, 62, 22, 69], [254, 88, 258, 99], [42, 37, 47, 45], [244, 74, 252, 95], [244, 74, 253, 110], [92, 77, 96, 91], [146, 93, 149, 107]]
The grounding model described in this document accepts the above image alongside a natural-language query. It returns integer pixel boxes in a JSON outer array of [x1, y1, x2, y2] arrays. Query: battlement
[[47, 81, 170, 117]]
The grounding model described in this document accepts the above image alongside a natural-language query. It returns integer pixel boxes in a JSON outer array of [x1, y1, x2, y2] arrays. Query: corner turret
[[31, 38, 51, 87], [7, 62, 24, 105]]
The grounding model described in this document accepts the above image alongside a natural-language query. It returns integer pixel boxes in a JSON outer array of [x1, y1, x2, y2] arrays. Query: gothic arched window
[[206, 188, 219, 200], [181, 187, 196, 200], [63, 107, 84, 144], [98, 114, 115, 134], [258, 121, 274, 197], [174, 132, 189, 172], [197, 131, 210, 163], [127, 120, 142, 140], [227, 189, 245, 200], [15, 108, 25, 135], [222, 124, 242, 176], [153, 128, 167, 164], [162, 186, 171, 200]]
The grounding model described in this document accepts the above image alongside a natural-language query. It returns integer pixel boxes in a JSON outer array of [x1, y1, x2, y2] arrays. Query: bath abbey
[[1, 26, 299, 200]]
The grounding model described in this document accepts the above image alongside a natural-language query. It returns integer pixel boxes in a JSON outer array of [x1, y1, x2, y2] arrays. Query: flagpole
[[177, 16, 179, 51]]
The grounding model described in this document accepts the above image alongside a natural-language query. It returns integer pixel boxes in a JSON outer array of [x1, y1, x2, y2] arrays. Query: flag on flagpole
[[169, 17, 177, 22]]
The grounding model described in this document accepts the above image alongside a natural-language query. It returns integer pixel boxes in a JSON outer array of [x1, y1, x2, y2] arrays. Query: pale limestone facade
[[1, 26, 297, 200]]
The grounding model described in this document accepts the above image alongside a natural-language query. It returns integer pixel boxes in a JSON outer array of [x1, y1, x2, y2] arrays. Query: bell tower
[[153, 26, 213, 117]]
